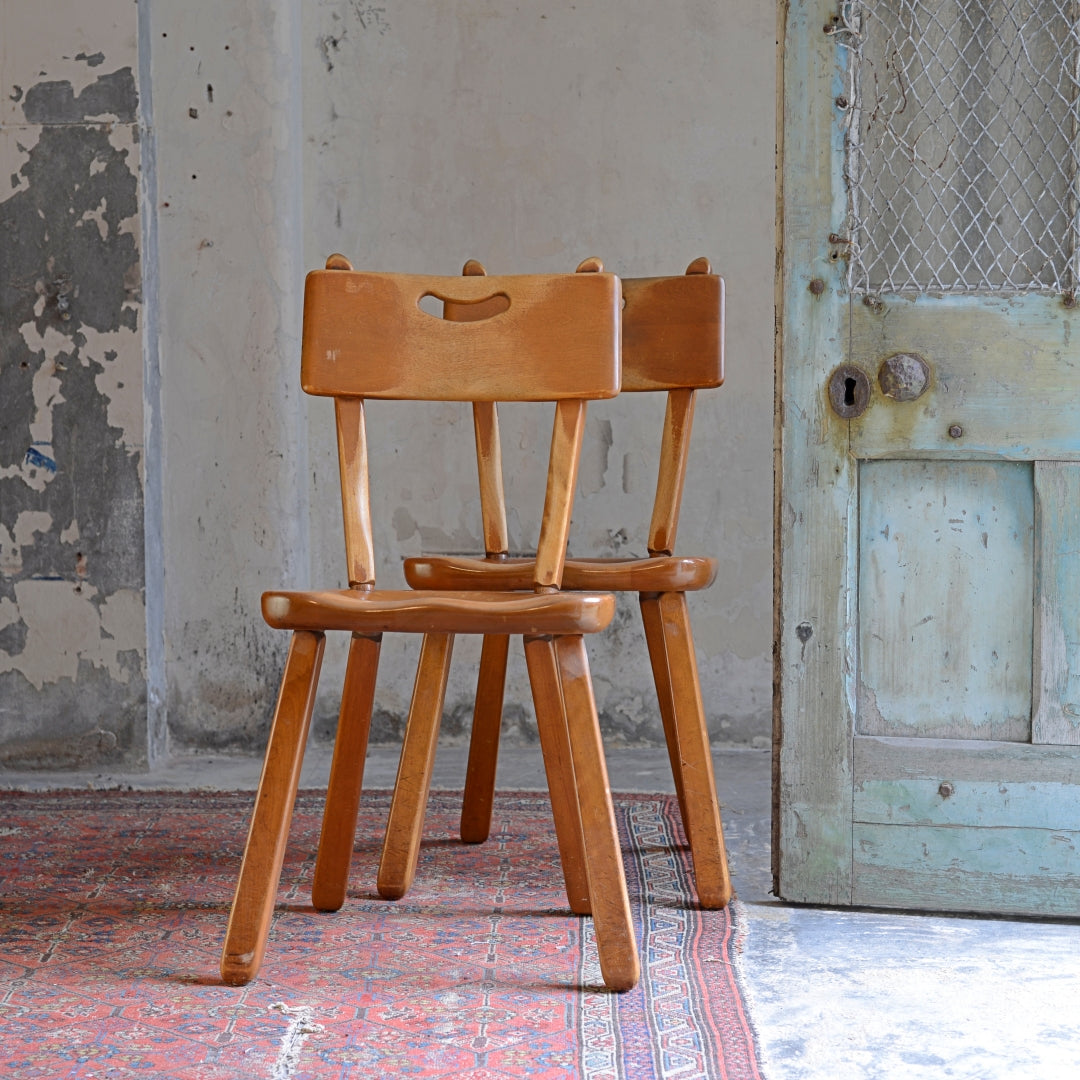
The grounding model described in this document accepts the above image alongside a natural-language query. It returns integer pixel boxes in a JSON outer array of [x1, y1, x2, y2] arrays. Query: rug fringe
[[728, 898, 772, 1080]]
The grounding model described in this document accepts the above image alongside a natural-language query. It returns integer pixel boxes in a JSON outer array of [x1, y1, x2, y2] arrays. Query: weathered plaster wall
[[1, 0, 775, 761], [300, 0, 775, 748], [0, 2, 146, 767]]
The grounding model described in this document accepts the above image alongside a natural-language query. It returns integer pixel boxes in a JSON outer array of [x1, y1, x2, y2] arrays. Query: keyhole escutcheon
[[828, 364, 871, 419]]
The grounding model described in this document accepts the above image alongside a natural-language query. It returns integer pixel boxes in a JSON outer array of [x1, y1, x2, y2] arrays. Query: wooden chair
[[403, 257, 732, 910], [220, 256, 641, 992]]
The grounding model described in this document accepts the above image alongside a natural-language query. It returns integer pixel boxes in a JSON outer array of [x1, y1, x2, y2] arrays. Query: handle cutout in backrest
[[421, 290, 510, 321], [301, 270, 621, 401]]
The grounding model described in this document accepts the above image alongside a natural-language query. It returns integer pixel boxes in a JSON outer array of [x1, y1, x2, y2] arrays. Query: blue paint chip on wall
[[25, 447, 57, 472]]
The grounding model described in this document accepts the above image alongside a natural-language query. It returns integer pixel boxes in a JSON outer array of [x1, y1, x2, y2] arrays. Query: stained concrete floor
[[3, 743, 1078, 1078]]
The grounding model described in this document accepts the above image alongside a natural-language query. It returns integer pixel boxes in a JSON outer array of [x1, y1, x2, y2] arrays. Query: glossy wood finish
[[535, 400, 587, 591], [261, 588, 616, 636], [552, 634, 639, 990], [456, 259, 512, 558], [640, 592, 731, 907], [472, 402, 510, 557], [524, 635, 591, 914], [301, 270, 621, 402], [460, 634, 511, 843], [405, 554, 718, 593], [221, 630, 325, 985], [620, 270, 724, 393], [378, 633, 455, 900], [648, 388, 697, 556], [311, 632, 382, 912], [404, 260, 732, 909], [222, 262, 638, 990], [336, 398, 376, 588]]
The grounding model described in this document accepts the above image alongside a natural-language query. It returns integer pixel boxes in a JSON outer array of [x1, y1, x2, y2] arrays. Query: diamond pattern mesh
[[842, 0, 1080, 295]]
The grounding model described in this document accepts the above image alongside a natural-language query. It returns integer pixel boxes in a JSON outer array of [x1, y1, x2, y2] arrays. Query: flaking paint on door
[[776, 0, 1080, 915]]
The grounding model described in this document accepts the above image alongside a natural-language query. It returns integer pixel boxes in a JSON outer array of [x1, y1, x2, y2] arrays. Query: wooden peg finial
[[326, 253, 354, 271], [576, 257, 604, 274], [686, 256, 711, 275], [462, 259, 487, 276]]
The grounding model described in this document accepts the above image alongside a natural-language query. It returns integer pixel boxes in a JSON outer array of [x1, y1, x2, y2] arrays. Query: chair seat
[[262, 587, 616, 635], [403, 554, 718, 593]]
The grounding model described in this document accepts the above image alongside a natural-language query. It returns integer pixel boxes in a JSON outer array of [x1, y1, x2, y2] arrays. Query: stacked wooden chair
[[400, 257, 732, 910], [220, 256, 640, 991]]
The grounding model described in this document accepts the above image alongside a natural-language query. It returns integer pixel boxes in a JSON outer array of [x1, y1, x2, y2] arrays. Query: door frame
[[774, 0, 857, 903]]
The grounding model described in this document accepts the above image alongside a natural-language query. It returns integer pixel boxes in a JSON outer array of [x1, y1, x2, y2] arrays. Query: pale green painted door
[[777, 0, 1080, 913]]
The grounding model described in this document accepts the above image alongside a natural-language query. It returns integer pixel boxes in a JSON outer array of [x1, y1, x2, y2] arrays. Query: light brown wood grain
[[472, 402, 509, 557], [404, 554, 718, 593], [412, 264, 731, 910], [224, 263, 637, 989], [620, 272, 724, 392], [302, 272, 621, 401], [555, 635, 639, 990], [335, 397, 375, 588], [261, 587, 615, 635], [221, 630, 325, 985], [641, 593, 731, 908], [640, 595, 691, 831], [448, 261, 512, 557], [648, 388, 697, 556], [524, 634, 592, 915], [311, 631, 382, 912], [534, 399, 587, 591], [460, 633, 510, 844], [377, 633, 455, 900]]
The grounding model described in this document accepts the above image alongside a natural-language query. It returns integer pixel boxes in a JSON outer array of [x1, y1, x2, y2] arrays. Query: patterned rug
[[0, 788, 763, 1079]]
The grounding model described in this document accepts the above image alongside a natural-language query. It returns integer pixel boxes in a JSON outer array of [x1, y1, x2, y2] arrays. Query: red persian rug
[[0, 788, 763, 1079]]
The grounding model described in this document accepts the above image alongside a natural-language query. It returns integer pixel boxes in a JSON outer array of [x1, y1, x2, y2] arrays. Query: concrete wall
[[0, 0, 775, 767], [147, 1, 308, 754]]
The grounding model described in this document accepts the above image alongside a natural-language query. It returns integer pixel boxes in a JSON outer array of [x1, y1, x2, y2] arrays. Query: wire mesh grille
[[842, 0, 1080, 295]]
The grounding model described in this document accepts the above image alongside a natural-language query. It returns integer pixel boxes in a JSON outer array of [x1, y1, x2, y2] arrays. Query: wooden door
[[777, 0, 1080, 913]]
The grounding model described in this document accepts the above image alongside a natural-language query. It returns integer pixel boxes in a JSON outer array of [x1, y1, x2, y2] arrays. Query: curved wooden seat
[[262, 588, 615, 635], [404, 554, 718, 594]]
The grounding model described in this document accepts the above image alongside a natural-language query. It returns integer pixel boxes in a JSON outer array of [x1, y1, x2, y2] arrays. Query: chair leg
[[640, 594, 691, 832], [555, 635, 639, 992], [523, 634, 591, 916], [221, 629, 325, 986], [312, 632, 382, 912], [377, 633, 454, 900], [640, 592, 732, 909], [460, 633, 510, 844]]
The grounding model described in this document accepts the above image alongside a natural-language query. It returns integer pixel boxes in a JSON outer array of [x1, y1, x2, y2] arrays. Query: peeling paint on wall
[[0, 57, 145, 769]]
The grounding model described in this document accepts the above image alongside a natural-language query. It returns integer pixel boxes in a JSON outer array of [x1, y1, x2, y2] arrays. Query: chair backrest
[[451, 257, 725, 559], [300, 255, 622, 591], [619, 259, 725, 556]]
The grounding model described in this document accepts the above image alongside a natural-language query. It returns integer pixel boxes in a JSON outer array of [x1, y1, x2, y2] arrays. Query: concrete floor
[[3, 743, 1078, 1079]]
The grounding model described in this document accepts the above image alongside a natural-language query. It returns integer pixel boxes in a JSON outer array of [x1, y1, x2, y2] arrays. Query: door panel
[[852, 824, 1080, 915], [853, 735, 1080, 826], [778, 0, 1080, 915], [1034, 462, 1080, 746], [858, 460, 1034, 742]]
